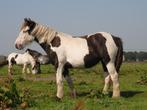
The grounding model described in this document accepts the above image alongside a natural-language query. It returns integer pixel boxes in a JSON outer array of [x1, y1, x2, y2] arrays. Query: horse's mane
[[31, 22, 57, 43], [26, 49, 42, 58]]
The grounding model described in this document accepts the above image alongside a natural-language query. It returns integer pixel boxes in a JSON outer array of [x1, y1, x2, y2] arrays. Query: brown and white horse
[[15, 18, 123, 99], [7, 49, 40, 76]]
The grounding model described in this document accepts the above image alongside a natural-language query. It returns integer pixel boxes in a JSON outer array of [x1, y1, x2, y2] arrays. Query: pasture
[[0, 62, 147, 110]]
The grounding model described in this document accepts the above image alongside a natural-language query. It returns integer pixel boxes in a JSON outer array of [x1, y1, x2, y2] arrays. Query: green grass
[[0, 62, 147, 110]]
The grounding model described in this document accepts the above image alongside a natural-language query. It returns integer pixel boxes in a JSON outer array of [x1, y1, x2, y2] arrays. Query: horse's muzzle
[[15, 43, 23, 50]]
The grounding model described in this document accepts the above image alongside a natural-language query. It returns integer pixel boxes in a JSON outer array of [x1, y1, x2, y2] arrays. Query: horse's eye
[[23, 30, 28, 33]]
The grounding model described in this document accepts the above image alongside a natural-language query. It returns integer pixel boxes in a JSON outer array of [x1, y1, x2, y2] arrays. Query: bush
[[0, 80, 21, 109], [0, 79, 35, 109], [137, 72, 147, 85]]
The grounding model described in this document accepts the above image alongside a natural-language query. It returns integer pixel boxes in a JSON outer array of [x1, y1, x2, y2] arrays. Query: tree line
[[124, 51, 147, 62]]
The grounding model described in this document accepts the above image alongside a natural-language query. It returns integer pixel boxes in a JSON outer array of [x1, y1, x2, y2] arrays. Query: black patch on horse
[[26, 48, 42, 58], [24, 18, 36, 34], [32, 61, 41, 73], [11, 57, 16, 64], [83, 33, 110, 68], [15, 54, 18, 59], [40, 43, 59, 68], [51, 36, 61, 47]]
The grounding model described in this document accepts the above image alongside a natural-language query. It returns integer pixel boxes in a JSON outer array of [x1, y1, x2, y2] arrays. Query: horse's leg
[[26, 66, 31, 74], [63, 67, 76, 98], [106, 62, 120, 98], [56, 63, 64, 99], [101, 61, 111, 95], [22, 64, 27, 78], [101, 61, 111, 94], [27, 68, 31, 74], [8, 63, 13, 76]]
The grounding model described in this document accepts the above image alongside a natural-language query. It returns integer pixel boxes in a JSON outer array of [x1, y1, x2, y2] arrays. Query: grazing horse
[[7, 49, 40, 75], [26, 48, 50, 73], [15, 18, 123, 99], [26, 48, 50, 65]]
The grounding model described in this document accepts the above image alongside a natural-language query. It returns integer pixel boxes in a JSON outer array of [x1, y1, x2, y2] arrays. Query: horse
[[15, 18, 123, 99], [7, 49, 40, 76], [26, 48, 50, 65], [25, 48, 50, 73]]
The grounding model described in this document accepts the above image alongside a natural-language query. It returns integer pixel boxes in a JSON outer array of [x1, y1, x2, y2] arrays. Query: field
[[0, 62, 147, 110]]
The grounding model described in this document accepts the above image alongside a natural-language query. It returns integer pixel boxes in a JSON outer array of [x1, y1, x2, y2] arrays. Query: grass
[[0, 62, 147, 110]]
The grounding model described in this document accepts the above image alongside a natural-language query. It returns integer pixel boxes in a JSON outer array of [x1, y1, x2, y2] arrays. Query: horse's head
[[15, 18, 36, 50], [32, 61, 41, 74]]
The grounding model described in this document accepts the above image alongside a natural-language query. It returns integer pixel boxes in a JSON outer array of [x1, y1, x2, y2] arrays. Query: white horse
[[7, 49, 39, 76], [15, 18, 123, 99]]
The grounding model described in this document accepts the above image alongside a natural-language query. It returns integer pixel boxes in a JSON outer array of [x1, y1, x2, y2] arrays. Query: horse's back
[[53, 31, 122, 68], [57, 33, 89, 67]]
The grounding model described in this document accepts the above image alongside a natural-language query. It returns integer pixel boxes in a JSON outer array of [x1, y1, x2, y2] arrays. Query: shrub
[[0, 80, 21, 109], [137, 72, 147, 85], [0, 79, 35, 109]]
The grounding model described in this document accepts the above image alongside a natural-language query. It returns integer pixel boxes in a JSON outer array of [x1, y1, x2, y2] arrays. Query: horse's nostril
[[15, 44, 17, 48], [15, 44, 23, 50], [15, 44, 18, 49]]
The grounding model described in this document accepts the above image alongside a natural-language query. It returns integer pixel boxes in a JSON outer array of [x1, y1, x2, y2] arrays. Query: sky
[[0, 0, 147, 55]]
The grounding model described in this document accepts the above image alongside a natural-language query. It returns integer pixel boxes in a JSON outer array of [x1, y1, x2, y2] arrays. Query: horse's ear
[[28, 18, 32, 22], [24, 18, 31, 23], [25, 48, 30, 52], [24, 18, 28, 22]]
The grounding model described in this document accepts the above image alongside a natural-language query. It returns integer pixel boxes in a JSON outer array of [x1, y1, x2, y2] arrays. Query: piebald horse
[[15, 18, 123, 99], [7, 49, 40, 76]]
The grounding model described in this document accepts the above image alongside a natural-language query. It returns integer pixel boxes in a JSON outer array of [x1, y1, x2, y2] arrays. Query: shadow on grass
[[77, 90, 144, 98], [77, 91, 90, 97], [121, 91, 144, 98]]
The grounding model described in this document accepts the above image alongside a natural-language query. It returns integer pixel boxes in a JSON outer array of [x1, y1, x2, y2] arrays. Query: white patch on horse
[[51, 32, 89, 67], [99, 32, 118, 61]]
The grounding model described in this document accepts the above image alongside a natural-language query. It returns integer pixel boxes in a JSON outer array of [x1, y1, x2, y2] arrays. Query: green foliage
[[0, 79, 35, 109], [124, 51, 147, 61], [137, 72, 147, 85], [0, 80, 21, 109]]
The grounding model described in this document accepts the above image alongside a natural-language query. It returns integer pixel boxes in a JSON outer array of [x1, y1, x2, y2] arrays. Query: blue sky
[[0, 0, 147, 55]]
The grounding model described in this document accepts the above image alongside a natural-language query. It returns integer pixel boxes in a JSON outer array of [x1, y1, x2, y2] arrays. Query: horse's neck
[[32, 24, 57, 44], [26, 53, 36, 65], [23, 53, 34, 61]]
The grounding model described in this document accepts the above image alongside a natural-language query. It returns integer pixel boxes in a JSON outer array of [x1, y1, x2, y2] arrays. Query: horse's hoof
[[102, 91, 109, 95], [54, 96, 62, 102], [112, 95, 120, 99], [8, 72, 13, 75], [8, 74, 13, 79], [112, 91, 120, 98]]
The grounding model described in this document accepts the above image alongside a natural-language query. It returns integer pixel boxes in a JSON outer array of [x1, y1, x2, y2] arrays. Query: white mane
[[31, 24, 57, 43]]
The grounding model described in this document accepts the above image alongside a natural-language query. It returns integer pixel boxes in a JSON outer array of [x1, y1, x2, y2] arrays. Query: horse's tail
[[113, 37, 123, 72]]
